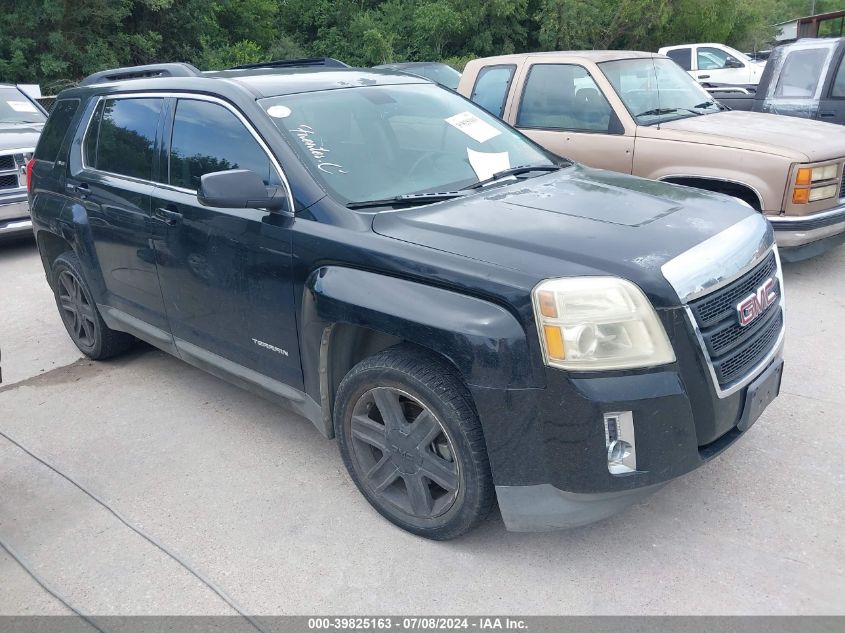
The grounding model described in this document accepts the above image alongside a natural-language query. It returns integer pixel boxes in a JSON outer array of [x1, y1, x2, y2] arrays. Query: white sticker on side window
[[445, 111, 501, 143], [7, 100, 38, 113], [467, 148, 510, 181]]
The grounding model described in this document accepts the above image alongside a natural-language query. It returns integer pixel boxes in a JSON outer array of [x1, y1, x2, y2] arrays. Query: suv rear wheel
[[334, 346, 495, 539], [51, 252, 133, 360]]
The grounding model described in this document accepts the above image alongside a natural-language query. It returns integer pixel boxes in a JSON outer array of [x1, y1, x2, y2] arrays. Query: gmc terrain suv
[[29, 63, 785, 539], [0, 84, 46, 240]]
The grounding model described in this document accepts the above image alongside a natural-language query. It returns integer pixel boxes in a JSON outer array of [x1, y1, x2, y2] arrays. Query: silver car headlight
[[532, 276, 676, 370]]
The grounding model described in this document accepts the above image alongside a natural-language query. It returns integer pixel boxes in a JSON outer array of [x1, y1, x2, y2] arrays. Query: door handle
[[154, 206, 183, 226], [698, 74, 710, 79], [820, 111, 836, 118], [66, 182, 89, 198]]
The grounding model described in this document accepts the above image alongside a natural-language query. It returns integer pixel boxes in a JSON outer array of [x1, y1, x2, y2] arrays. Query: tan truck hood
[[640, 111, 845, 162]]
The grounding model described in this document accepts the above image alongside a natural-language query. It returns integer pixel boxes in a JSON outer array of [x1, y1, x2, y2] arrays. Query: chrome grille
[[0, 174, 18, 190], [840, 170, 845, 199], [688, 250, 783, 389], [0, 152, 24, 192]]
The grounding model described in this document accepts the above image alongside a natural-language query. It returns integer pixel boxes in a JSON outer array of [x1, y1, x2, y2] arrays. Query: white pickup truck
[[659, 43, 766, 86]]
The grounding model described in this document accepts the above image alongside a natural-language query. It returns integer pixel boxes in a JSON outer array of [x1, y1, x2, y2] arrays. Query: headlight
[[793, 164, 840, 204], [532, 276, 675, 370], [796, 165, 838, 184]]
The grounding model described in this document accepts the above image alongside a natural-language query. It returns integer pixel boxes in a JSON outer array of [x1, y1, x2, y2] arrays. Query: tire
[[334, 345, 495, 540], [51, 252, 133, 360]]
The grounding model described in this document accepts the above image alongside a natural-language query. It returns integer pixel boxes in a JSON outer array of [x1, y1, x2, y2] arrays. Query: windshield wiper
[[635, 107, 702, 118], [466, 164, 561, 190], [346, 164, 563, 209], [692, 100, 727, 112], [346, 191, 466, 210]]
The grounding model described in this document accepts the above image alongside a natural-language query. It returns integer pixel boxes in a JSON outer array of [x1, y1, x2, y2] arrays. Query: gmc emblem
[[736, 277, 777, 327]]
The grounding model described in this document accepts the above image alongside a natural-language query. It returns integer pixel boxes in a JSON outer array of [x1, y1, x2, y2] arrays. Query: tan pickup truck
[[458, 51, 845, 261]]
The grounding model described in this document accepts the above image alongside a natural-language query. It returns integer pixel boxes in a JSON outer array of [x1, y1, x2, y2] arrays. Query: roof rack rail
[[80, 63, 201, 86], [229, 57, 350, 70]]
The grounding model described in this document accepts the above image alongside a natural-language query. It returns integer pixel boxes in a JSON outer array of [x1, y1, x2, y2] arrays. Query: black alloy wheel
[[56, 269, 97, 350], [349, 386, 460, 519], [335, 346, 495, 540]]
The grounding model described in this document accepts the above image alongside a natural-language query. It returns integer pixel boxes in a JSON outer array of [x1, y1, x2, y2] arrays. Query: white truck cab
[[659, 43, 766, 85]]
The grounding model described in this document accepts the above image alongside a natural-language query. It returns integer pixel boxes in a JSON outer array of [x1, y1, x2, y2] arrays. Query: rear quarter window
[[470, 65, 516, 118], [34, 99, 80, 162], [666, 48, 692, 71]]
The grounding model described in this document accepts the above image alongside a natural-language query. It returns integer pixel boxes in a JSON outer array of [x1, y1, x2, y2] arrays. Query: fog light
[[604, 411, 636, 475]]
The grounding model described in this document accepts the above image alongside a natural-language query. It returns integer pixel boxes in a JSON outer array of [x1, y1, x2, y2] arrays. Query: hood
[[643, 110, 845, 162], [0, 122, 43, 151], [372, 166, 764, 307]]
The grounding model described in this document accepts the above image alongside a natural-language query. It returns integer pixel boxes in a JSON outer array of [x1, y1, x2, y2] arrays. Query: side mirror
[[725, 58, 744, 69], [197, 169, 290, 213]]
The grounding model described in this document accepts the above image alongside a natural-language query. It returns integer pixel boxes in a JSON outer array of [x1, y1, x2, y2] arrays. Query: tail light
[[26, 159, 34, 193]]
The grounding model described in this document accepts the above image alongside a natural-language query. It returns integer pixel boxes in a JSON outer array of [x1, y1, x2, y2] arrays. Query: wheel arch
[[660, 175, 764, 211], [299, 266, 539, 438], [35, 229, 74, 285]]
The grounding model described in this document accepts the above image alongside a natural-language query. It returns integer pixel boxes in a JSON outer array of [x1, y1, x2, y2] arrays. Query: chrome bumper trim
[[772, 217, 845, 249], [0, 217, 33, 237], [767, 203, 845, 223]]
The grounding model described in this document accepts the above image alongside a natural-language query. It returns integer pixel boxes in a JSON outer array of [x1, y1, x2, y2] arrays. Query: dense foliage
[[0, 0, 838, 89]]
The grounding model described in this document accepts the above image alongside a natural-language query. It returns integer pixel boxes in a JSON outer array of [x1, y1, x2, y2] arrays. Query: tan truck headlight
[[793, 164, 840, 204], [532, 277, 675, 370]]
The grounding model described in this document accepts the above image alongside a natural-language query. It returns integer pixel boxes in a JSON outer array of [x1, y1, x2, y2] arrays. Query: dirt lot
[[1, 236, 843, 616]]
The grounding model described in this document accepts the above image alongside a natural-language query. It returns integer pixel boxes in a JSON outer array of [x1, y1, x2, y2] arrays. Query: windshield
[[600, 58, 721, 125], [261, 83, 554, 204], [0, 87, 45, 124]]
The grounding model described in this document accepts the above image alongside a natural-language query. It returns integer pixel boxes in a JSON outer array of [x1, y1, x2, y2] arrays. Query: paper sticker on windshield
[[446, 112, 501, 143], [467, 148, 510, 181], [267, 105, 292, 118], [7, 100, 37, 113]]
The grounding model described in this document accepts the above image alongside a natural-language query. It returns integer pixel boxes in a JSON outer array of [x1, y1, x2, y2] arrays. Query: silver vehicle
[[0, 84, 46, 241]]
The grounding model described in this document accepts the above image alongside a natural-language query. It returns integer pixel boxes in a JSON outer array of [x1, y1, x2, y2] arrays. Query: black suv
[[29, 62, 785, 539]]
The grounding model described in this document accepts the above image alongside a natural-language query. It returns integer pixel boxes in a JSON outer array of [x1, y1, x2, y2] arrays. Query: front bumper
[[496, 482, 666, 532], [487, 352, 783, 532], [0, 199, 32, 240], [769, 205, 845, 261], [473, 266, 784, 531]]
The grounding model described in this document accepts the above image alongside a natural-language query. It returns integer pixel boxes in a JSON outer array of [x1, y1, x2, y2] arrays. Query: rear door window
[[774, 48, 830, 98], [88, 97, 164, 180], [34, 99, 79, 162], [666, 48, 692, 71], [517, 64, 613, 132], [469, 65, 515, 118], [168, 99, 279, 190]]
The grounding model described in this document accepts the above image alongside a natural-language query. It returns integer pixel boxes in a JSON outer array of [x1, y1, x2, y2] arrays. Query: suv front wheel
[[334, 346, 495, 540]]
